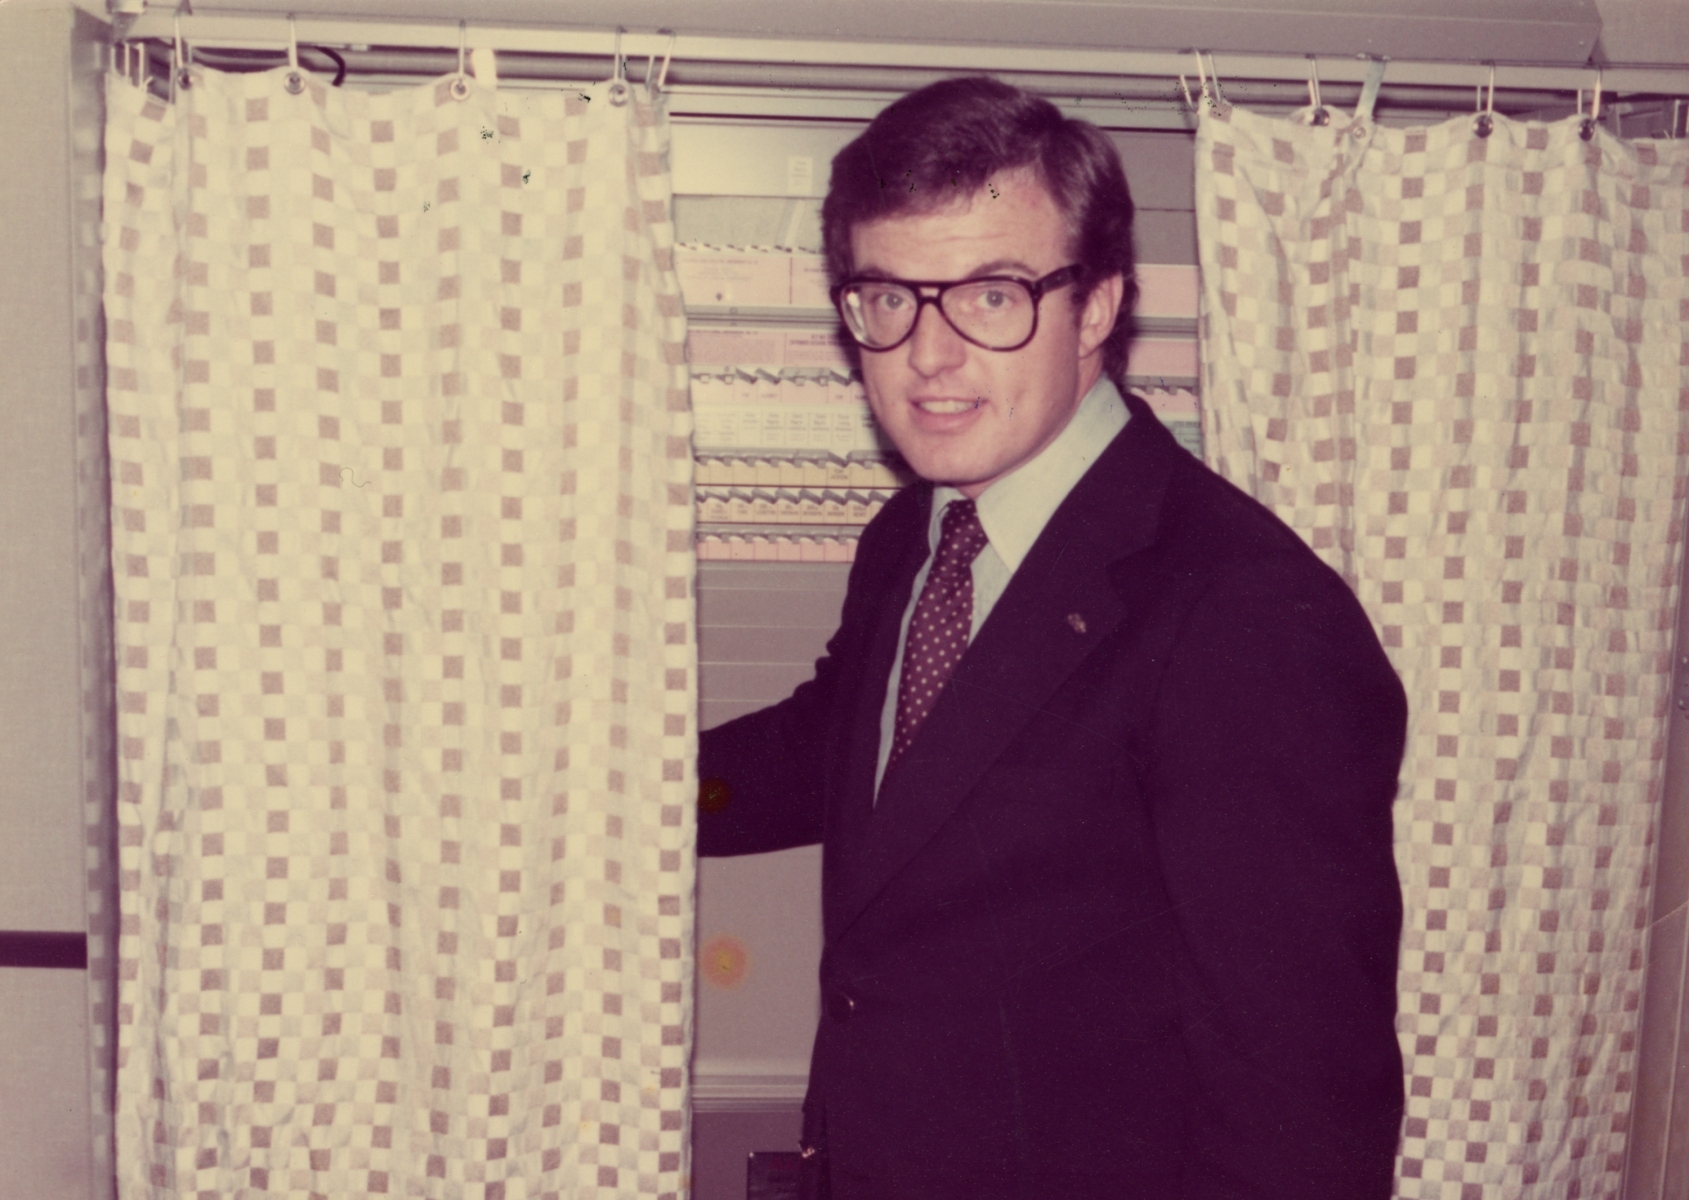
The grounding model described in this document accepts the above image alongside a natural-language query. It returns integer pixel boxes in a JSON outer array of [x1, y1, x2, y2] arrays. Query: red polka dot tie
[[888, 499, 989, 772]]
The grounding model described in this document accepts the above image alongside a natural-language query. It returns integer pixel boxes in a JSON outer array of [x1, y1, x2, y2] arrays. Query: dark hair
[[822, 76, 1137, 383]]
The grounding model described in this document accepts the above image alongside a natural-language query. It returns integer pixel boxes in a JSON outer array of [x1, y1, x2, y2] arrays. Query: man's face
[[847, 170, 1122, 499]]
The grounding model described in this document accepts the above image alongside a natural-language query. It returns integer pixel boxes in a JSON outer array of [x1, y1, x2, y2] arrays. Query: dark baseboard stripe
[[0, 930, 88, 969]]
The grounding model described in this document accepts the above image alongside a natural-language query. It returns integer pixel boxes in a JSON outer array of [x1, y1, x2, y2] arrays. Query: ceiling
[[228, 0, 1594, 64], [133, 0, 1689, 66], [85, 0, 1689, 77]]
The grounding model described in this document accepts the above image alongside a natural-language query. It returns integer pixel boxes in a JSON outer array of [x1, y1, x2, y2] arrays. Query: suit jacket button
[[825, 990, 857, 1022]]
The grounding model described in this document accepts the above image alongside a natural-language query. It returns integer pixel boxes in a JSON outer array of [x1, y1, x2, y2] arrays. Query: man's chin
[[896, 450, 971, 486], [904, 459, 1000, 498]]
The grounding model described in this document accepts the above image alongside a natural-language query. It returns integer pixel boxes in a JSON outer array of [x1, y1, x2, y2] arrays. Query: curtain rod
[[118, 12, 1689, 101]]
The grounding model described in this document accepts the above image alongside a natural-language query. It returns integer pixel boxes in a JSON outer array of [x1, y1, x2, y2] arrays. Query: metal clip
[[173, 8, 191, 92], [1307, 57, 1329, 126], [607, 26, 630, 106], [1474, 63, 1495, 138], [449, 19, 471, 100], [1580, 70, 1602, 141], [284, 14, 305, 94]]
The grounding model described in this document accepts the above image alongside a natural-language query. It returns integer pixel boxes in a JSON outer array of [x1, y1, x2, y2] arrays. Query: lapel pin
[[1066, 612, 1088, 635]]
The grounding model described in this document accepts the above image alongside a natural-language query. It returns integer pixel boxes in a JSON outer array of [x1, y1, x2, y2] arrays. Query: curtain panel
[[103, 66, 695, 1199], [1195, 104, 1689, 1197]]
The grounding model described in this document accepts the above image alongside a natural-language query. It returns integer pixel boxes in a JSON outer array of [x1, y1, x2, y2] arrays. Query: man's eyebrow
[[965, 258, 1042, 278], [849, 259, 1044, 283]]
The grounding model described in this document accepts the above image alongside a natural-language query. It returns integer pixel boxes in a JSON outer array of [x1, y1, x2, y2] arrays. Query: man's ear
[[1077, 272, 1125, 359]]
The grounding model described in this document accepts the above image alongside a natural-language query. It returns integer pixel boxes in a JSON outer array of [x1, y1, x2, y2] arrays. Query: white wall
[[0, 3, 114, 1197]]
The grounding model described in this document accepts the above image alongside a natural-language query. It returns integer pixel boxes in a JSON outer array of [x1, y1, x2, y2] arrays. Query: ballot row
[[697, 488, 897, 527], [695, 458, 909, 489], [697, 532, 862, 562]]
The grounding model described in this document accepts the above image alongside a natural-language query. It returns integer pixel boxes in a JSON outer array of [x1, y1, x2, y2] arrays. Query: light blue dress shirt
[[874, 377, 1130, 793]]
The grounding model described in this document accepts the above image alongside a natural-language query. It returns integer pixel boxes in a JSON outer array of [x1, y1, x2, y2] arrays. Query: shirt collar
[[929, 376, 1129, 572]]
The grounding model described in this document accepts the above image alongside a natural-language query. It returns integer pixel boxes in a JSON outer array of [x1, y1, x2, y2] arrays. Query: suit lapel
[[823, 486, 933, 933], [829, 396, 1183, 941]]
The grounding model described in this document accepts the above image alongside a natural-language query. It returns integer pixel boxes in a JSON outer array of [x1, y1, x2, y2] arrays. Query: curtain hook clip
[[450, 19, 471, 100], [1582, 68, 1603, 140], [1307, 56, 1329, 125], [284, 14, 306, 94], [1474, 62, 1495, 138], [607, 26, 630, 105], [1352, 55, 1386, 128], [1185, 50, 1224, 114], [652, 28, 676, 92], [1206, 52, 1229, 110], [173, 5, 192, 93]]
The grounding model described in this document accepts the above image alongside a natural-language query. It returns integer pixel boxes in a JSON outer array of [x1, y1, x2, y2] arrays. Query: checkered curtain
[[103, 67, 695, 1199], [1195, 104, 1689, 1197]]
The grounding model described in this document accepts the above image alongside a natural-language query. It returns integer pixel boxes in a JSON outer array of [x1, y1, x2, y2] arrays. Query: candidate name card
[[676, 248, 793, 307], [790, 254, 833, 309]]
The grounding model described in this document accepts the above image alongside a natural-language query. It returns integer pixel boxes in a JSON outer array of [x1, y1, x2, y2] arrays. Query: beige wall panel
[[0, 3, 91, 935], [0, 969, 94, 1197], [1594, 0, 1689, 66], [0, 3, 111, 1193], [1628, 532, 1689, 1196], [694, 564, 842, 1107], [694, 847, 824, 1096]]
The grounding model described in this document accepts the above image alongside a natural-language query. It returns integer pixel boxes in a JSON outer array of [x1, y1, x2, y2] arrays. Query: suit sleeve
[[1147, 552, 1407, 1200], [695, 659, 835, 857]]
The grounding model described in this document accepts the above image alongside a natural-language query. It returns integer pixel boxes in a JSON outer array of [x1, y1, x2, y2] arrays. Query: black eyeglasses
[[832, 264, 1084, 353]]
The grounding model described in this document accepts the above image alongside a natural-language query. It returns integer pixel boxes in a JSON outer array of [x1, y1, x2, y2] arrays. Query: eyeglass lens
[[841, 279, 1037, 351]]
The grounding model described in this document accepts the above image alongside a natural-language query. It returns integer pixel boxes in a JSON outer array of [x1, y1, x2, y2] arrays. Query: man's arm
[[697, 500, 923, 857], [1149, 553, 1407, 1199]]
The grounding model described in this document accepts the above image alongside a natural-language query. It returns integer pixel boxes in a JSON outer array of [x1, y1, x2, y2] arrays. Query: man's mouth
[[914, 397, 983, 415]]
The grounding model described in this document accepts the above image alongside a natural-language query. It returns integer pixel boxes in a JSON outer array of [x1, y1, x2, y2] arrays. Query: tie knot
[[935, 499, 988, 569]]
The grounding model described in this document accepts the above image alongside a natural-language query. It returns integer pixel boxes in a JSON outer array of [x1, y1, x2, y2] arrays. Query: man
[[697, 76, 1406, 1200]]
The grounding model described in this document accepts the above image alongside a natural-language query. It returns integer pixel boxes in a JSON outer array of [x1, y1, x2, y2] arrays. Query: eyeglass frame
[[830, 263, 1086, 354]]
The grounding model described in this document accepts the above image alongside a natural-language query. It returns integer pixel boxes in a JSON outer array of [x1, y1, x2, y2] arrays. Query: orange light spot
[[701, 935, 750, 990]]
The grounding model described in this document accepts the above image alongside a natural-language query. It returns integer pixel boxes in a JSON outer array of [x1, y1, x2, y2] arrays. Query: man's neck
[[934, 377, 1128, 575]]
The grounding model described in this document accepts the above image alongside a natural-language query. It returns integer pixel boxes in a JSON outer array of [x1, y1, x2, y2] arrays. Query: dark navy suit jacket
[[699, 393, 1407, 1200]]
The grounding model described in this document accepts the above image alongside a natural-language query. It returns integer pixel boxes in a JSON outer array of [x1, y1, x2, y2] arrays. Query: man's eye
[[872, 290, 908, 311], [957, 285, 1022, 313]]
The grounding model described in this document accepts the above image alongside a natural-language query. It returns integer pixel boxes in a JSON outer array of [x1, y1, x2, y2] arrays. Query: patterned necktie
[[888, 499, 990, 772]]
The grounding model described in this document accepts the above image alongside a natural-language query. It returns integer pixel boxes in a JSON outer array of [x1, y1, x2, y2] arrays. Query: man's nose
[[905, 299, 967, 378]]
